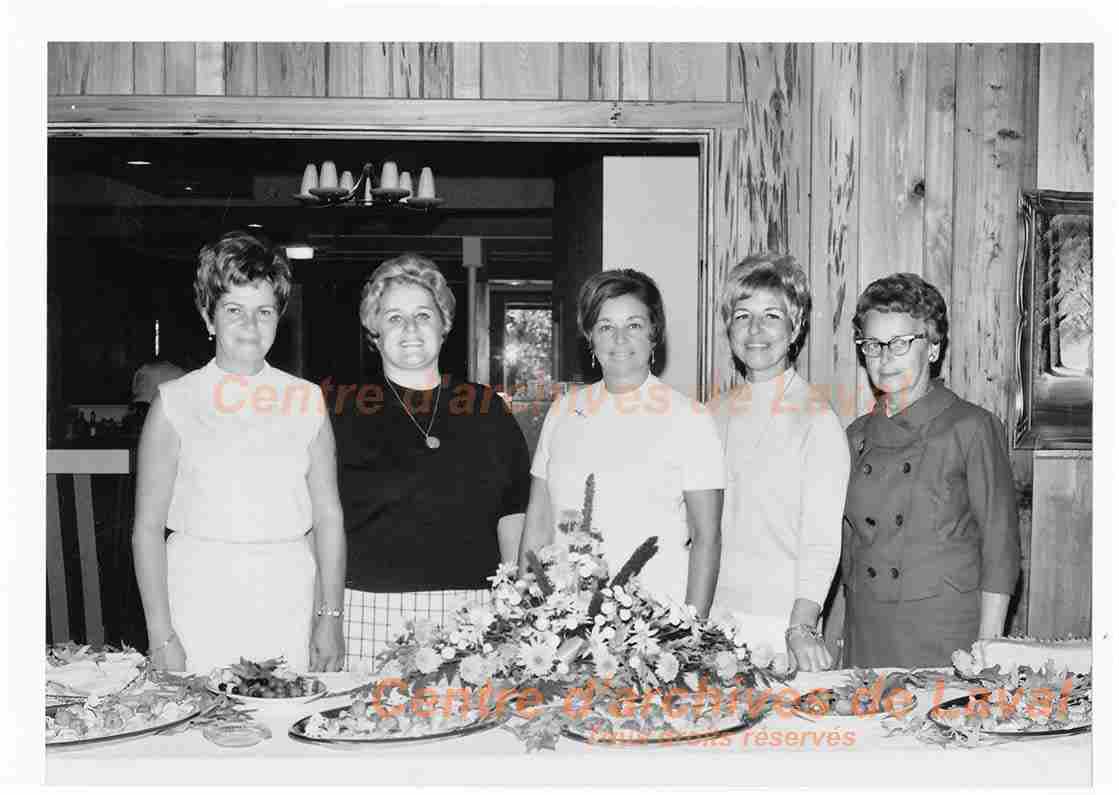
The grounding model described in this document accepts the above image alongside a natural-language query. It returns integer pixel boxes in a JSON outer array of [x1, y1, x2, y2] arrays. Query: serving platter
[[289, 703, 506, 747], [794, 686, 918, 719], [45, 699, 205, 749], [927, 692, 1091, 739], [561, 715, 761, 747]]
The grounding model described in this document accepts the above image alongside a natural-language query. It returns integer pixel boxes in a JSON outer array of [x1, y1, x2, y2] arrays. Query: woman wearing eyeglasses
[[518, 269, 724, 614], [841, 273, 1019, 668]]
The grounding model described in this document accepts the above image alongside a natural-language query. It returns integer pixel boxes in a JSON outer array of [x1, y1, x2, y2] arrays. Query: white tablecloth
[[46, 669, 1092, 787]]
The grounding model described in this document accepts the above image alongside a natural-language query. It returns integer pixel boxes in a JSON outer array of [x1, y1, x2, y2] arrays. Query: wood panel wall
[[47, 41, 1094, 637]]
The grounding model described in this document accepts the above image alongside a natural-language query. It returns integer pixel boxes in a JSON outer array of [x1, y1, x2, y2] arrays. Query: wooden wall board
[[482, 43, 559, 99], [326, 42, 362, 97], [1038, 44, 1093, 191], [452, 42, 482, 99]]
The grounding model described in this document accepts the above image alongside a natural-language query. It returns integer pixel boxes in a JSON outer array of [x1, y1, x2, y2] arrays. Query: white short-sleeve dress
[[531, 374, 725, 606], [158, 359, 326, 673]]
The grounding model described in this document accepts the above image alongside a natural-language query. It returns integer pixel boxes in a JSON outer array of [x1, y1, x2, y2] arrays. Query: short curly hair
[[577, 269, 666, 346], [719, 252, 812, 364], [194, 231, 292, 321], [359, 253, 455, 339], [853, 272, 949, 374]]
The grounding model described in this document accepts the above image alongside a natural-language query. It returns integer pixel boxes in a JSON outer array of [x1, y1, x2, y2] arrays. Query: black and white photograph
[[5, 1, 1114, 791]]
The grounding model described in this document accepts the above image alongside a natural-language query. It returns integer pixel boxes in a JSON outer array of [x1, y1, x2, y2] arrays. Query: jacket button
[[867, 566, 877, 578], [902, 462, 912, 474], [895, 514, 904, 526], [866, 517, 877, 526], [890, 567, 900, 579], [862, 463, 872, 475]]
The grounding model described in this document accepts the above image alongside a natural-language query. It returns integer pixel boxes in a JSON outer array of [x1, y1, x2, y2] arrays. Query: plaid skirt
[[342, 587, 491, 673]]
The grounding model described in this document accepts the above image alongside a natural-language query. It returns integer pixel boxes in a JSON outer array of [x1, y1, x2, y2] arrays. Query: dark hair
[[194, 231, 293, 321], [577, 269, 666, 346], [853, 272, 949, 375], [719, 252, 811, 365]]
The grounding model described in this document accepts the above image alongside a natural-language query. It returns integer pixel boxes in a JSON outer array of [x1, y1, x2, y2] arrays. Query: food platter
[[207, 659, 326, 705], [927, 692, 1091, 738], [45, 698, 205, 749], [289, 703, 507, 747]]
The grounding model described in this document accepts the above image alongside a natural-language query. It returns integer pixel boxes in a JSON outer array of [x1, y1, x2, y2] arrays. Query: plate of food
[[561, 706, 764, 747], [207, 658, 326, 704], [794, 670, 918, 718], [46, 644, 148, 704], [45, 688, 206, 748], [290, 700, 507, 746], [927, 690, 1091, 738]]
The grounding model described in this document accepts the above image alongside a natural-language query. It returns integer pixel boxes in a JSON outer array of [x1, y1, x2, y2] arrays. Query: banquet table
[[46, 669, 1092, 787]]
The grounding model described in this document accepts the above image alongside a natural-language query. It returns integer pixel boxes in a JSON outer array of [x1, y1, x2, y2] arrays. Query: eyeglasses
[[854, 333, 927, 358]]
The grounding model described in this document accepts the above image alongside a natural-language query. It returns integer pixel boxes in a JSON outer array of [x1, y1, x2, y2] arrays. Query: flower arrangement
[[361, 475, 792, 751]]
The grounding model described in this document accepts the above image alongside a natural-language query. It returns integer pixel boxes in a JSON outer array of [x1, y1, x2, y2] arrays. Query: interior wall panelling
[[620, 43, 651, 100], [131, 43, 164, 95], [650, 43, 728, 101], [589, 43, 621, 100], [1038, 44, 1093, 191], [49, 43, 133, 95], [922, 43, 958, 386], [422, 43, 454, 99], [1027, 451, 1092, 638], [807, 42, 861, 425], [950, 43, 1039, 427], [482, 43, 560, 99], [256, 43, 326, 97], [452, 42, 482, 99], [195, 43, 224, 96], [392, 43, 423, 98], [164, 42, 197, 95], [223, 42, 257, 96], [560, 43, 591, 100], [326, 43, 362, 97], [360, 43, 393, 98]]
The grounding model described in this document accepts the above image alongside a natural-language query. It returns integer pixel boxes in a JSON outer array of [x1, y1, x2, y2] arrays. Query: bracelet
[[150, 631, 177, 653], [315, 606, 343, 618], [785, 624, 822, 642]]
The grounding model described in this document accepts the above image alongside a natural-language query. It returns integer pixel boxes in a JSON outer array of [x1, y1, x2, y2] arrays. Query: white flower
[[594, 614, 606, 626], [620, 608, 632, 621], [594, 653, 619, 679], [683, 671, 701, 691], [459, 654, 492, 686], [714, 650, 738, 681], [410, 618, 437, 645], [655, 653, 681, 682], [483, 643, 493, 654], [440, 646, 457, 661], [518, 636, 560, 677], [629, 655, 643, 670], [414, 647, 441, 674], [735, 646, 746, 660], [612, 586, 633, 607], [602, 601, 616, 617]]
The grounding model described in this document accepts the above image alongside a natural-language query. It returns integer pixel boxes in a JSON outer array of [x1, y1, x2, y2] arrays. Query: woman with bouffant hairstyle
[[332, 253, 531, 670], [841, 272, 1018, 667], [133, 230, 346, 673], [707, 252, 849, 672]]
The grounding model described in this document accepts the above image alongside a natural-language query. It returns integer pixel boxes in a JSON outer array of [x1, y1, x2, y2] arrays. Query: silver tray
[[46, 702, 204, 749], [562, 711, 765, 747], [289, 704, 506, 747], [927, 693, 1091, 738]]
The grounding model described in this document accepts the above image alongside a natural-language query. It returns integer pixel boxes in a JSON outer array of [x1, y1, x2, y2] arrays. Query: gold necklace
[[386, 378, 442, 450]]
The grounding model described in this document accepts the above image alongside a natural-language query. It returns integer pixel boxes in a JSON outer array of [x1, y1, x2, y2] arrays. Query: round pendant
[[426, 436, 441, 449]]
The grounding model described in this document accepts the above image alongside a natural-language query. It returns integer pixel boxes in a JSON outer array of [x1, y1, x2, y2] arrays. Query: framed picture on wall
[[1013, 190, 1092, 449]]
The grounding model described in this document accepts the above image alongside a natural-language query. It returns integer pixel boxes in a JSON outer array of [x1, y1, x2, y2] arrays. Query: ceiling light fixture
[[126, 159, 152, 166], [247, 223, 263, 229], [285, 244, 314, 260]]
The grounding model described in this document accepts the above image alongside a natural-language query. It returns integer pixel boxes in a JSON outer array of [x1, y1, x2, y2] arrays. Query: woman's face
[[860, 309, 938, 397], [370, 282, 445, 375], [729, 288, 797, 381], [205, 281, 279, 372], [589, 293, 654, 384]]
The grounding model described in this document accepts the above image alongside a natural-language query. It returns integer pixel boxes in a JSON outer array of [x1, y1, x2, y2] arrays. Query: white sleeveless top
[[159, 359, 326, 543]]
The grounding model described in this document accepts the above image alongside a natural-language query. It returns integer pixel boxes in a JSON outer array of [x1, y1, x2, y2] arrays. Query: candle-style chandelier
[[293, 161, 444, 210]]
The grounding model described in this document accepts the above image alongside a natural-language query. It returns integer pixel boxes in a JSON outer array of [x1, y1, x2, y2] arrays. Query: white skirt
[[166, 531, 316, 674]]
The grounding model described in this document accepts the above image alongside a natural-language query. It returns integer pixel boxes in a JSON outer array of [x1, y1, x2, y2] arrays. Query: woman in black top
[[331, 253, 531, 670]]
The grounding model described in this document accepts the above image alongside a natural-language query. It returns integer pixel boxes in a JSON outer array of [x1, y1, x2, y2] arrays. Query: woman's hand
[[149, 634, 187, 672], [309, 617, 345, 672], [786, 626, 833, 672]]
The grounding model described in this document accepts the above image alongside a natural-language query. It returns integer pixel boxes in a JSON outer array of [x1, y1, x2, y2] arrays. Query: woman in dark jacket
[[841, 273, 1019, 668]]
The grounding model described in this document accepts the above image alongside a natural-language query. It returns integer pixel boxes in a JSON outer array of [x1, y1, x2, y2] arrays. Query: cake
[[952, 635, 1092, 677]]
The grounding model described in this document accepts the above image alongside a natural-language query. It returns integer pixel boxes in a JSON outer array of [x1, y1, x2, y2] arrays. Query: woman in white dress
[[518, 269, 724, 615], [707, 253, 849, 671], [132, 231, 346, 673]]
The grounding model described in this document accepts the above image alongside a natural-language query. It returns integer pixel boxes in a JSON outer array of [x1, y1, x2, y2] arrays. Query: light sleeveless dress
[[159, 359, 326, 673], [531, 374, 725, 607]]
